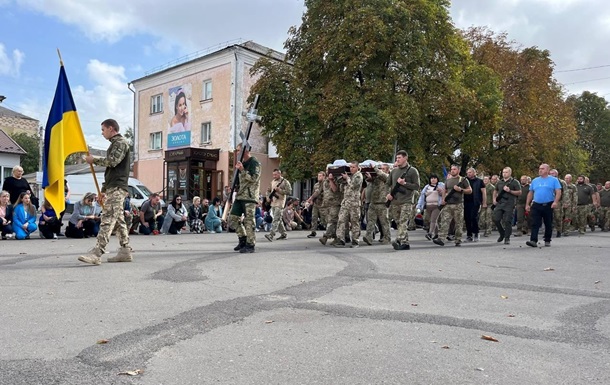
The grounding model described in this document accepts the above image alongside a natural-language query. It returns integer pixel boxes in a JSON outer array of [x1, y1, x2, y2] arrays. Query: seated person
[[205, 197, 223, 233], [139, 193, 164, 235], [283, 199, 298, 231], [38, 200, 61, 239], [160, 195, 187, 234], [0, 190, 14, 239], [13, 192, 38, 240], [66, 192, 100, 238], [188, 196, 205, 233]]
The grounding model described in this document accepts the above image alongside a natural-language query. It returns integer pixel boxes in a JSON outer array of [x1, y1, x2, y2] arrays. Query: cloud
[[0, 43, 25, 77], [15, 60, 132, 150], [450, 0, 610, 97], [16, 0, 304, 52]]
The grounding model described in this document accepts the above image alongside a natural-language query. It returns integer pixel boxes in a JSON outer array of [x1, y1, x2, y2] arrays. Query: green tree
[[567, 91, 610, 181], [251, 0, 470, 178], [10, 132, 40, 174], [464, 27, 577, 177]]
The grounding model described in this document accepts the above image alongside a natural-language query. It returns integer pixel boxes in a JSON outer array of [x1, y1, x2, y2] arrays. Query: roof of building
[[0, 105, 38, 121], [0, 129, 27, 155], [132, 40, 286, 83]]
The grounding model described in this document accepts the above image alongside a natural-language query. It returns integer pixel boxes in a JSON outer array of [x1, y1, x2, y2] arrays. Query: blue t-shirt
[[530, 176, 561, 203]]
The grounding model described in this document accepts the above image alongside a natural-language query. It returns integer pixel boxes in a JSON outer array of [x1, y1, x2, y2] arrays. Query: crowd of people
[[249, 150, 610, 251], [2, 135, 608, 259]]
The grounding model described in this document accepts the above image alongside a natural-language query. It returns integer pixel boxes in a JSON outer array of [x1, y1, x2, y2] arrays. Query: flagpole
[[57, 48, 103, 207]]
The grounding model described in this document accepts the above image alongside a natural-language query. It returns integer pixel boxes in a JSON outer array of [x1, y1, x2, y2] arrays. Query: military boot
[[240, 243, 255, 253], [108, 247, 133, 263], [78, 247, 103, 265], [234, 236, 247, 251]]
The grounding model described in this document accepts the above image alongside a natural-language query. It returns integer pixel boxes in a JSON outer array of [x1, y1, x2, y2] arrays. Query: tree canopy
[[250, 0, 603, 181], [10, 132, 39, 174]]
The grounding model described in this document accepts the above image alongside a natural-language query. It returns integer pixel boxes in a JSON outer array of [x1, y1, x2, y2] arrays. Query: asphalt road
[[1, 227, 609, 385]]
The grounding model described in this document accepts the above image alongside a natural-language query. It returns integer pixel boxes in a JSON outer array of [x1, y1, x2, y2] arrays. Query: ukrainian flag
[[42, 65, 88, 214]]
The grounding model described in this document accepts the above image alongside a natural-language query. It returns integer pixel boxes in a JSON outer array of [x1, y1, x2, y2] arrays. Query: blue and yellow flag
[[42, 65, 88, 214]]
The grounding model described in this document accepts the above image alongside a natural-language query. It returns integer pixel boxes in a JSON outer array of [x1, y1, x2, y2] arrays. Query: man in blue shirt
[[525, 164, 562, 247]]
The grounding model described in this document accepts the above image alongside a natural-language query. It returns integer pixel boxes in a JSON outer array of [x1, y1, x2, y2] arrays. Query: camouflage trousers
[[589, 205, 599, 228], [479, 207, 494, 236], [229, 200, 256, 245], [575, 205, 590, 234], [562, 205, 575, 234], [552, 205, 564, 233], [95, 187, 129, 253], [438, 203, 464, 243], [516, 204, 529, 234], [268, 206, 287, 238], [310, 204, 323, 230], [389, 202, 413, 244], [337, 205, 361, 242], [366, 203, 390, 242], [600, 207, 610, 230], [323, 206, 340, 239]]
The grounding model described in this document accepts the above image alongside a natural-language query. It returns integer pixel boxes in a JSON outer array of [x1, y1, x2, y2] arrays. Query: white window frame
[[201, 122, 211, 144], [150, 131, 162, 150], [202, 80, 212, 101], [150, 94, 163, 114]]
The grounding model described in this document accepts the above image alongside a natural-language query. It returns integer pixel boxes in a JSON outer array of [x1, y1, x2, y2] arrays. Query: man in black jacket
[[464, 167, 486, 242]]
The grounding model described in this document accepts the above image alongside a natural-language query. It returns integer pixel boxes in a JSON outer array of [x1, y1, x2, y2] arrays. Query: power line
[[563, 76, 610, 86], [556, 64, 610, 73]]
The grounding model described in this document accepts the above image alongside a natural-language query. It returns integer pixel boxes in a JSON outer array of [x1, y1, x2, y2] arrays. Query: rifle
[[263, 177, 284, 211], [385, 166, 411, 207], [439, 177, 463, 210], [490, 178, 512, 210], [222, 94, 261, 221]]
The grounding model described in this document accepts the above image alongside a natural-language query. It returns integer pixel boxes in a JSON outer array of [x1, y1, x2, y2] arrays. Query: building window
[[150, 132, 162, 150], [202, 80, 212, 101], [150, 94, 163, 114], [201, 122, 211, 144]]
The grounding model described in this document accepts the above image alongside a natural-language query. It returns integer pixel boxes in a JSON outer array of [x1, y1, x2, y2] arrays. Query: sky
[[1, 0, 609, 149]]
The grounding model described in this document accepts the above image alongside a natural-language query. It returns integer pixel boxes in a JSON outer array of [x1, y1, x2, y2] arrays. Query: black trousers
[[530, 202, 553, 243], [493, 206, 515, 239], [464, 202, 480, 236]]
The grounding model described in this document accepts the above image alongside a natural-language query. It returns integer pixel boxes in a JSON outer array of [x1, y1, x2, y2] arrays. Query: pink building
[[130, 41, 283, 202]]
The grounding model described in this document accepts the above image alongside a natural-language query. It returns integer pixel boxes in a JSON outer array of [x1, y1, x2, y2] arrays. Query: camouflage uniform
[[407, 189, 420, 231], [479, 182, 495, 236], [364, 167, 390, 244], [516, 183, 530, 235], [552, 179, 567, 235], [575, 183, 594, 234], [387, 164, 420, 247], [79, 132, 131, 265], [562, 182, 577, 235], [599, 188, 610, 231], [588, 183, 599, 231], [310, 180, 324, 231], [437, 176, 470, 245], [267, 177, 292, 239], [229, 156, 261, 249], [320, 178, 342, 244], [336, 171, 363, 246]]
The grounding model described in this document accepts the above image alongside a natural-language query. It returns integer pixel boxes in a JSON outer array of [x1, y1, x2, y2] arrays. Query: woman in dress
[[0, 190, 14, 239], [169, 91, 190, 133], [161, 195, 188, 234], [13, 192, 38, 239]]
